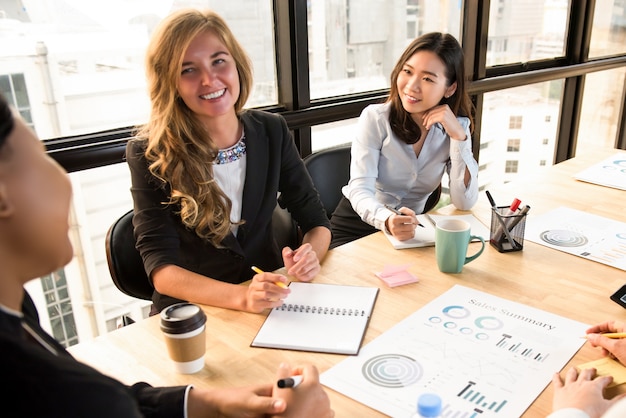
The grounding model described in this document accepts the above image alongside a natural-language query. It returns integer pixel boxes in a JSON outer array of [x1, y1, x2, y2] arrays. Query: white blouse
[[213, 138, 246, 236], [342, 102, 479, 231]]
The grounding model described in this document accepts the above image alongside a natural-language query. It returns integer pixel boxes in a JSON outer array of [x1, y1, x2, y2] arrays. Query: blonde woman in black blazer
[[127, 9, 331, 314]]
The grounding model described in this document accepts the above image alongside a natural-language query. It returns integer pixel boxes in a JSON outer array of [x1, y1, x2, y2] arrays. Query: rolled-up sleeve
[[447, 120, 479, 210]]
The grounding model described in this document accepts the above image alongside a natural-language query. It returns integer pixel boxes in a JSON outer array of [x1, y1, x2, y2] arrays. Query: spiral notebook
[[251, 282, 379, 355]]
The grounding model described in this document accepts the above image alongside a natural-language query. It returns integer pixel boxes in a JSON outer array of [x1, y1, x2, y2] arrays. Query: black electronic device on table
[[610, 284, 626, 309]]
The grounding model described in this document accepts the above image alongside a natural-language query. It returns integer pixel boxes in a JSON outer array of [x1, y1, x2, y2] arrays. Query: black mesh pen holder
[[489, 206, 526, 253]]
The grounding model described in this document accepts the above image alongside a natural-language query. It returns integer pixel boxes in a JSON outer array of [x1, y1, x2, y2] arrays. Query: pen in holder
[[490, 206, 527, 253]]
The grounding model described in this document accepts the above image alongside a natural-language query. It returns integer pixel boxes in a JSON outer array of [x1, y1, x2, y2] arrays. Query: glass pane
[[576, 68, 626, 155], [486, 0, 569, 66], [48, 305, 60, 319], [308, 0, 462, 100], [0, 1, 276, 140], [311, 118, 358, 152], [58, 287, 70, 300], [12, 73, 29, 107], [55, 269, 68, 286], [589, 0, 626, 57], [479, 81, 563, 188], [50, 318, 63, 340], [0, 75, 10, 102], [40, 274, 54, 291], [65, 316, 78, 340]]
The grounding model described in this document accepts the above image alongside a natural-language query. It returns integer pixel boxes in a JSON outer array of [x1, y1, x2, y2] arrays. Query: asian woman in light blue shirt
[[330, 32, 479, 248]]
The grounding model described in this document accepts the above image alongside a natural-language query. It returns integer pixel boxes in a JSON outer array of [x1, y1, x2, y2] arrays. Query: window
[[509, 116, 522, 129], [589, 0, 626, 57], [480, 81, 563, 188], [0, 73, 33, 128], [0, 1, 277, 140], [577, 67, 626, 154], [486, 0, 569, 66], [507, 139, 521, 152], [545, 115, 551, 122], [505, 160, 519, 173], [540, 159, 547, 166], [42, 270, 78, 347], [307, 0, 462, 100], [542, 138, 549, 145], [311, 118, 357, 152]]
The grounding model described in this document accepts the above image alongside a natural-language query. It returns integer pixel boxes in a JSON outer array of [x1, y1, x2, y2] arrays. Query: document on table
[[384, 214, 490, 249], [574, 152, 626, 190], [251, 282, 379, 355], [525, 206, 626, 271], [321, 285, 587, 418]]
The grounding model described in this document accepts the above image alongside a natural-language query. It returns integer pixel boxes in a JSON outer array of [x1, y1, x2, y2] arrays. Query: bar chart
[[321, 285, 587, 418]]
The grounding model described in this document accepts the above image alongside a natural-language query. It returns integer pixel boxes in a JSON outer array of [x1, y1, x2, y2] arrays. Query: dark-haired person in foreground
[[0, 93, 333, 417]]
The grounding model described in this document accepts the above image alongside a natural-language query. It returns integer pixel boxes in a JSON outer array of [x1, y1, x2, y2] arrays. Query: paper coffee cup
[[160, 303, 207, 374]]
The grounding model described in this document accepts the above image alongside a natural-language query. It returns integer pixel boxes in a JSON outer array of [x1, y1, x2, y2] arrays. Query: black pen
[[485, 190, 497, 208], [277, 375, 303, 388], [384, 205, 424, 228]]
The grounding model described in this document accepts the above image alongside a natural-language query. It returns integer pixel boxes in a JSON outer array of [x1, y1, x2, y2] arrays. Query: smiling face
[[396, 50, 457, 122], [176, 29, 240, 124], [0, 115, 73, 297]]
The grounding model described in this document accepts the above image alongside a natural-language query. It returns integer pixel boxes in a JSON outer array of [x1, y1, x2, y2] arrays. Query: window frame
[[43, 0, 626, 173]]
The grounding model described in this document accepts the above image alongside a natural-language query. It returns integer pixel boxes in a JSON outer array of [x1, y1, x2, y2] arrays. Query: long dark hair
[[0, 94, 15, 153], [387, 32, 474, 144]]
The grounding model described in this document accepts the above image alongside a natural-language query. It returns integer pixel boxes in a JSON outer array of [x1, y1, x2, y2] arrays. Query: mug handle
[[464, 235, 485, 264]]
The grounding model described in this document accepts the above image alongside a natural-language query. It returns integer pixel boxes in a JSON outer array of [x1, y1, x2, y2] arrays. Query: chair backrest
[[303, 144, 351, 218], [272, 203, 302, 249], [105, 209, 153, 300], [423, 183, 442, 213], [106, 206, 301, 300]]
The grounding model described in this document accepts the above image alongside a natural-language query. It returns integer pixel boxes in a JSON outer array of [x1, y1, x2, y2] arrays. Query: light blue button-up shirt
[[342, 102, 479, 231]]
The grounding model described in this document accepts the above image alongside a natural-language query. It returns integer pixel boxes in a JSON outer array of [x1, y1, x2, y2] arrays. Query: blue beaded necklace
[[215, 135, 246, 165]]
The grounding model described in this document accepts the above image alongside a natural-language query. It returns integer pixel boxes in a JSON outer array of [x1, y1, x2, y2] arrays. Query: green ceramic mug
[[435, 219, 485, 273]]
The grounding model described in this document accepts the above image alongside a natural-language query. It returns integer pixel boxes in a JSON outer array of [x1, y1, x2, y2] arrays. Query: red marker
[[506, 198, 522, 214], [493, 198, 521, 244]]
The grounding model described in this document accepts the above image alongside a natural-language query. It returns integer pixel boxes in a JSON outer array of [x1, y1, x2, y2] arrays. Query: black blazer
[[126, 110, 330, 312], [0, 290, 187, 417]]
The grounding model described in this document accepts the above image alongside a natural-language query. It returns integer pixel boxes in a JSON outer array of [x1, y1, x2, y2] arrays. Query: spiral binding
[[276, 303, 366, 316]]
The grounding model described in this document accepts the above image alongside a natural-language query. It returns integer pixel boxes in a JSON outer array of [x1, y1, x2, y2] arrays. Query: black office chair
[[303, 144, 352, 218], [303, 144, 441, 216], [105, 209, 153, 301], [272, 203, 302, 249], [423, 183, 442, 213], [105, 205, 301, 301]]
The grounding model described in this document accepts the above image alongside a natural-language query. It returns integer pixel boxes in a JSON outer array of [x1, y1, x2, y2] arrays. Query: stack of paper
[[574, 153, 626, 190]]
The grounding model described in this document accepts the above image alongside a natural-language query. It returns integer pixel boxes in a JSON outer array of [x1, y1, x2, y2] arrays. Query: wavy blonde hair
[[137, 9, 253, 246]]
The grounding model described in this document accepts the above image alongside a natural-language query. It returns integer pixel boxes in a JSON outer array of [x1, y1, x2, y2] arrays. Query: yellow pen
[[251, 266, 288, 289], [582, 332, 626, 339]]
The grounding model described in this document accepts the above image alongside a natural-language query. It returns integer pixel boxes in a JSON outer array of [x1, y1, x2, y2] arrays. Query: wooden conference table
[[70, 148, 626, 417]]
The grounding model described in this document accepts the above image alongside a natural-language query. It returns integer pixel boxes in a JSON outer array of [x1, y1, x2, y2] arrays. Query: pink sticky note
[[375, 264, 419, 288]]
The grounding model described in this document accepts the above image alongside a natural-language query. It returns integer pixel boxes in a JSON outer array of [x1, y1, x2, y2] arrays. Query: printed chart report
[[574, 152, 626, 190], [525, 206, 626, 271], [321, 285, 587, 418]]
